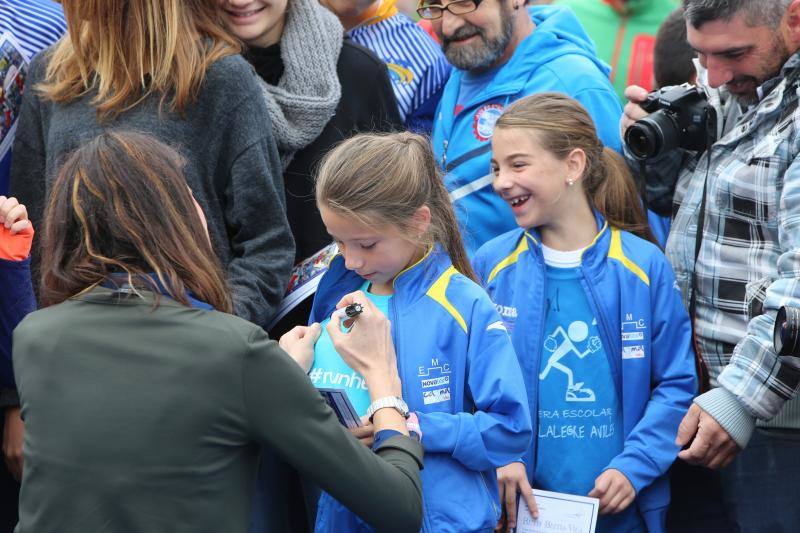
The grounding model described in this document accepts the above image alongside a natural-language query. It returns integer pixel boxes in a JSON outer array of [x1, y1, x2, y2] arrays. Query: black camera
[[774, 307, 800, 357], [624, 84, 716, 160]]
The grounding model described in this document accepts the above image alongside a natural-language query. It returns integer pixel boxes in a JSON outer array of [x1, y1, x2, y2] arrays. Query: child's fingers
[[604, 485, 634, 515], [603, 485, 625, 514], [0, 195, 17, 221], [521, 489, 538, 520], [3, 203, 27, 228], [503, 481, 518, 528], [588, 474, 609, 498], [9, 219, 31, 236]]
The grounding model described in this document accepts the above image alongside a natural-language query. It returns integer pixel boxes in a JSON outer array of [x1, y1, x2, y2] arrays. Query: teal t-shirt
[[309, 282, 392, 417], [534, 256, 644, 532]]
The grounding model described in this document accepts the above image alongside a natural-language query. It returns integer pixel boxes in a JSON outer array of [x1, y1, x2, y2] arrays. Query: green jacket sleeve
[[240, 327, 423, 532]]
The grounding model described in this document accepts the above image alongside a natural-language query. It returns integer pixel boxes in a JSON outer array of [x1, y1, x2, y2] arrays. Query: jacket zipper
[[580, 270, 623, 395], [609, 17, 628, 86], [529, 264, 547, 480], [389, 298, 408, 403], [441, 139, 449, 168]]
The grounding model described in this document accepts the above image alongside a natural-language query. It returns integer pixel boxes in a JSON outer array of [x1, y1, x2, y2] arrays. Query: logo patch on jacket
[[387, 60, 415, 85], [622, 345, 645, 359], [621, 315, 646, 341], [621, 314, 647, 359], [473, 104, 503, 141], [418, 358, 452, 405]]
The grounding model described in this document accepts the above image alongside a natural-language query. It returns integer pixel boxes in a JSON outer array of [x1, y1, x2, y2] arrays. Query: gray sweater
[[10, 51, 294, 329]]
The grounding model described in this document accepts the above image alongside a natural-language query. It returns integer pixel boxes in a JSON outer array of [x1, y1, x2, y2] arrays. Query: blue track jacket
[[473, 216, 697, 533], [433, 5, 622, 255], [311, 247, 532, 533], [0, 257, 35, 388]]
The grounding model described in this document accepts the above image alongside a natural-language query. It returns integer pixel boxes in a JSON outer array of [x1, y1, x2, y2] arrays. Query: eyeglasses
[[416, 0, 482, 20]]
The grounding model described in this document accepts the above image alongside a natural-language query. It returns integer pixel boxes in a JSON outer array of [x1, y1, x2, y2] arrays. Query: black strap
[[688, 147, 715, 391], [688, 150, 710, 321]]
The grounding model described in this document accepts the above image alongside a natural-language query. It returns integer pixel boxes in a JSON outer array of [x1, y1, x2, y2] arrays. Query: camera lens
[[624, 111, 681, 160], [625, 121, 661, 159], [774, 306, 800, 357]]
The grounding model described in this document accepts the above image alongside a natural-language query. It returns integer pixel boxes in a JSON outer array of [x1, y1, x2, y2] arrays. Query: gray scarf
[[258, 0, 343, 166]]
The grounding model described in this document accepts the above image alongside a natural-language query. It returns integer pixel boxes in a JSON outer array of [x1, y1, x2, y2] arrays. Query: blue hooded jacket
[[0, 257, 35, 388], [432, 5, 622, 255], [473, 216, 697, 533], [311, 247, 532, 533]]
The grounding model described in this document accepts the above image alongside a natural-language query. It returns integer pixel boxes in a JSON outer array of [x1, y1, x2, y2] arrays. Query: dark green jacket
[[13, 287, 423, 532]]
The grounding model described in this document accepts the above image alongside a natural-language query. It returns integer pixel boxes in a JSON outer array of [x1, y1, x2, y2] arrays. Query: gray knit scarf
[[258, 0, 343, 167]]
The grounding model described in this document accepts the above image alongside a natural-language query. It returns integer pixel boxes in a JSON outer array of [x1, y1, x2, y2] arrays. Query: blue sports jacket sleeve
[[0, 257, 36, 388], [605, 258, 697, 493], [416, 294, 532, 472]]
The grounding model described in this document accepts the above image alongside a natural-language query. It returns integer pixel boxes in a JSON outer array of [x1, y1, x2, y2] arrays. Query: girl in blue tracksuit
[[472, 94, 696, 533], [309, 132, 532, 533]]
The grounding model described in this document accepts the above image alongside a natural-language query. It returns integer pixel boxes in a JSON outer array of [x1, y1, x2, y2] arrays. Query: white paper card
[[515, 489, 599, 533]]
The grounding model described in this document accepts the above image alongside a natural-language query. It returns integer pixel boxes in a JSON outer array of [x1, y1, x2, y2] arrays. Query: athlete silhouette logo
[[540, 321, 602, 402]]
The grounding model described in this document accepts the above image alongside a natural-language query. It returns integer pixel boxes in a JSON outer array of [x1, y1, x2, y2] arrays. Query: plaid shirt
[[632, 54, 800, 445]]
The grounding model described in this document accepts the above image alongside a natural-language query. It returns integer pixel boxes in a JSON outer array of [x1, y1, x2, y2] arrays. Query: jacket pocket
[[716, 135, 785, 225], [421, 454, 499, 533]]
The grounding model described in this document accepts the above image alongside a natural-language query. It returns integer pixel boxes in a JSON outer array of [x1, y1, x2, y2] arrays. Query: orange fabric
[[417, 19, 440, 44], [354, 0, 398, 27], [0, 225, 33, 261]]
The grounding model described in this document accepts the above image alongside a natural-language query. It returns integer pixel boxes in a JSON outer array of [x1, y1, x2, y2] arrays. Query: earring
[[567, 180, 575, 187]]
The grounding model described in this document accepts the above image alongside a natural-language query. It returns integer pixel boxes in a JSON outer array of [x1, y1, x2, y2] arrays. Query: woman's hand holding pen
[[326, 291, 401, 400]]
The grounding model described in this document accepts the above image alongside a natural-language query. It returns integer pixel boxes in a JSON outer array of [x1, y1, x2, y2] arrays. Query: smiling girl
[[473, 93, 696, 533]]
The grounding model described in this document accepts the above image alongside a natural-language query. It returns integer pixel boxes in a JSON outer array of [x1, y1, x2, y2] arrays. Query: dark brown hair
[[315, 132, 478, 283], [39, 0, 241, 118], [495, 93, 657, 243], [654, 8, 696, 88], [40, 130, 233, 312]]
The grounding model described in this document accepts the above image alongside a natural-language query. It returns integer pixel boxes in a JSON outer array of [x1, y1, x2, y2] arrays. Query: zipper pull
[[442, 139, 449, 168]]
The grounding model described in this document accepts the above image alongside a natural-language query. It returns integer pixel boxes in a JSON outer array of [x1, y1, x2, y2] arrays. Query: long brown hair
[[40, 131, 233, 312], [315, 132, 477, 283], [495, 93, 657, 243], [39, 0, 241, 118]]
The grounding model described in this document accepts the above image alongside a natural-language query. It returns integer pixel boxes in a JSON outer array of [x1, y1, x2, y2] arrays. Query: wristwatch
[[366, 396, 410, 422]]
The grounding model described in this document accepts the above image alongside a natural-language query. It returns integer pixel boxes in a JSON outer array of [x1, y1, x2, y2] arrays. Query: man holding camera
[[622, 0, 800, 530]]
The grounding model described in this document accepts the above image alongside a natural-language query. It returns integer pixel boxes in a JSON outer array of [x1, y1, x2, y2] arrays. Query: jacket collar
[[317, 245, 453, 318], [523, 211, 611, 274]]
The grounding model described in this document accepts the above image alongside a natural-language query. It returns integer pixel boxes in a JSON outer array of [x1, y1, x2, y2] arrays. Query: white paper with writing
[[516, 489, 599, 533]]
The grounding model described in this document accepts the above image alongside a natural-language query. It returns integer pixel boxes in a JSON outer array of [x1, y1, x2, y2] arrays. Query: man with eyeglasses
[[422, 0, 622, 255]]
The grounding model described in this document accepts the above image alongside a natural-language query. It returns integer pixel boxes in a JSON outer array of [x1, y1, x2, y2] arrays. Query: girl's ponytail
[[495, 93, 658, 245], [592, 147, 657, 244], [423, 149, 478, 282]]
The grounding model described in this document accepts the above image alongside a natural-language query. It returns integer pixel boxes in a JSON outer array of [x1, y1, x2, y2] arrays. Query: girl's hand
[[349, 416, 375, 447], [0, 196, 30, 235], [326, 291, 401, 399], [2, 407, 23, 482], [588, 469, 635, 515], [279, 324, 321, 373], [495, 462, 537, 531]]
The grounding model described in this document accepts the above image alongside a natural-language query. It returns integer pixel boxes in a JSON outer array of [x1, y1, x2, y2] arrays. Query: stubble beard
[[442, 6, 515, 72]]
